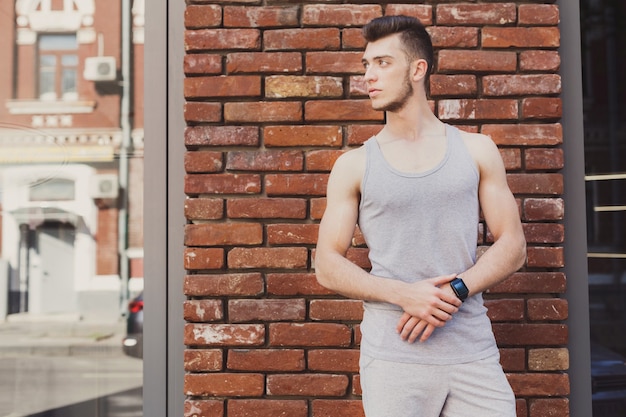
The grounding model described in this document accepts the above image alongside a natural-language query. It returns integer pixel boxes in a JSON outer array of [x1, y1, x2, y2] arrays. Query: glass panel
[[1, 1, 144, 416], [581, 0, 626, 416], [62, 68, 77, 95], [29, 178, 75, 201], [39, 34, 77, 51], [39, 55, 56, 100]]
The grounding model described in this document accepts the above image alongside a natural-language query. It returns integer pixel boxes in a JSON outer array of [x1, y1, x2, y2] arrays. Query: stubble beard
[[373, 71, 414, 113]]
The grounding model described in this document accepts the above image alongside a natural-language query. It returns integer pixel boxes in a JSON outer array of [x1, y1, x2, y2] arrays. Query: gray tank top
[[358, 124, 499, 364]]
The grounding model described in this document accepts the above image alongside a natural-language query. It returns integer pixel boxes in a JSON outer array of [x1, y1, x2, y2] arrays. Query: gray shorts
[[359, 353, 516, 417]]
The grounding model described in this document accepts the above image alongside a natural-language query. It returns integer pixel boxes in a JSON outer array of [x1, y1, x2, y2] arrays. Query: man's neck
[[382, 96, 444, 142]]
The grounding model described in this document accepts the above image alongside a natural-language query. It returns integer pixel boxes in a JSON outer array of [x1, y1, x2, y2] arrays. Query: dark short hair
[[362, 15, 433, 75]]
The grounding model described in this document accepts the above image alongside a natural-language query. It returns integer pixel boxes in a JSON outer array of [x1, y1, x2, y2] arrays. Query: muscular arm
[[315, 149, 460, 330], [458, 133, 527, 295]]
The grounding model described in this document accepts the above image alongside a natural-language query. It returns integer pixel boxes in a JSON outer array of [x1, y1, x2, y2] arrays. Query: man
[[315, 15, 527, 417]]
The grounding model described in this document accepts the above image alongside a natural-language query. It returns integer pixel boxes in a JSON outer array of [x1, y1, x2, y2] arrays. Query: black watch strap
[[450, 277, 469, 301]]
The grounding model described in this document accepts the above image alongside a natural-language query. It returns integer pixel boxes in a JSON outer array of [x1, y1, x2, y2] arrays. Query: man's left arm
[[458, 133, 527, 296]]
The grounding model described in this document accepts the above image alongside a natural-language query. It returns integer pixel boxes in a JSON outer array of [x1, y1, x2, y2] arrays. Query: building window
[[38, 34, 78, 101], [29, 178, 76, 201]]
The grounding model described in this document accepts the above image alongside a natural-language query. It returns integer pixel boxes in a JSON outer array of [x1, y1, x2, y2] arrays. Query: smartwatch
[[450, 277, 469, 302]]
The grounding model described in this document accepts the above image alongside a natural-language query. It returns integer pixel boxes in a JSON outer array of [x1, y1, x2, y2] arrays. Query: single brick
[[184, 299, 223, 322], [185, 5, 222, 29], [185, 198, 224, 220], [184, 247, 224, 270], [302, 4, 381, 27], [308, 349, 360, 373], [492, 323, 568, 346], [438, 50, 517, 72], [527, 298, 568, 321], [267, 224, 319, 245], [264, 28, 341, 51], [185, 126, 259, 147], [185, 174, 261, 195], [485, 299, 525, 322], [428, 27, 479, 48], [523, 198, 564, 221], [264, 125, 342, 147], [184, 400, 224, 417], [227, 52, 302, 74], [482, 74, 561, 96], [526, 246, 564, 268], [184, 223, 262, 246], [184, 323, 266, 347], [224, 102, 302, 123], [223, 6, 299, 28], [184, 54, 222, 75], [226, 150, 304, 171], [227, 349, 305, 372], [309, 299, 364, 321], [184, 373, 264, 397], [227, 198, 307, 219], [185, 29, 260, 51], [229, 299, 306, 322], [266, 76, 343, 99], [438, 99, 518, 121], [228, 399, 308, 417], [518, 4, 560, 25], [507, 373, 570, 397], [266, 273, 335, 296], [184, 273, 264, 297], [436, 3, 516, 25], [184, 349, 223, 372], [269, 323, 352, 347], [305, 100, 384, 122], [227, 247, 308, 269], [528, 348, 569, 371], [482, 124, 563, 147], [482, 27, 560, 48]]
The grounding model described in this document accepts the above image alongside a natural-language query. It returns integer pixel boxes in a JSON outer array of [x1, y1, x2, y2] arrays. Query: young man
[[315, 15, 527, 417]]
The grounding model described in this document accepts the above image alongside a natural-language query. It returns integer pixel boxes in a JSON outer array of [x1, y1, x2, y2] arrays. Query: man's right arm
[[315, 149, 388, 301]]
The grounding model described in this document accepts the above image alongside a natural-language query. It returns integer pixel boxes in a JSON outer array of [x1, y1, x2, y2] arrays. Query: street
[[0, 355, 142, 417]]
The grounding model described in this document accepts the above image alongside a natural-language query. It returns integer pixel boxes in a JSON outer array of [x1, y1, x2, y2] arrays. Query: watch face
[[452, 278, 469, 300]]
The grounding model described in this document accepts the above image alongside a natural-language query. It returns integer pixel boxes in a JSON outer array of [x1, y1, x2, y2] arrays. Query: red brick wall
[[182, 3, 567, 417]]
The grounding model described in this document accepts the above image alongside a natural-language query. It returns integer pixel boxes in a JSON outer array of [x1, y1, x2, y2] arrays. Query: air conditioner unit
[[90, 174, 118, 199], [84, 56, 117, 81]]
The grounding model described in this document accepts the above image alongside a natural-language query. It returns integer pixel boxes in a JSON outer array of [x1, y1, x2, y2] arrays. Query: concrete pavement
[[0, 314, 126, 357]]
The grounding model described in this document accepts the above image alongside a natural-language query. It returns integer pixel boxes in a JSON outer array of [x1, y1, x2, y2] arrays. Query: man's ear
[[411, 59, 429, 82]]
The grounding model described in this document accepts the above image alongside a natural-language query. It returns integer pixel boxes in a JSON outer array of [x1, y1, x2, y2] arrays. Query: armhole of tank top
[[451, 126, 480, 183], [358, 138, 374, 213]]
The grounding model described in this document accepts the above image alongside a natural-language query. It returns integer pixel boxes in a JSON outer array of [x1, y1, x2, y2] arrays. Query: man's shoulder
[[328, 145, 368, 193], [456, 129, 499, 156], [454, 128, 502, 175], [332, 144, 367, 171], [456, 128, 492, 145]]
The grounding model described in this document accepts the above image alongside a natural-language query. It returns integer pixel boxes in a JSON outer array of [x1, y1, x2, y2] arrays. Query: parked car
[[122, 292, 143, 358], [591, 342, 626, 417]]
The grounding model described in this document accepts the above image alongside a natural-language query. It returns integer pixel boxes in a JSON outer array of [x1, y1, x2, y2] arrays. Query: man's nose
[[363, 66, 376, 82]]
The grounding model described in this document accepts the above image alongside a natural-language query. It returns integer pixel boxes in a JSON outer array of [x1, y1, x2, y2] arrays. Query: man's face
[[361, 34, 414, 112]]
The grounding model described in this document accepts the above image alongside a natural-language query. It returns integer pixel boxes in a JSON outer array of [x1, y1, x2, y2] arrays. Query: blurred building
[[0, 0, 144, 321]]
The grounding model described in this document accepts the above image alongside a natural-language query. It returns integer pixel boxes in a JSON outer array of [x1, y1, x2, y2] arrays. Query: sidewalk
[[0, 313, 126, 357]]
